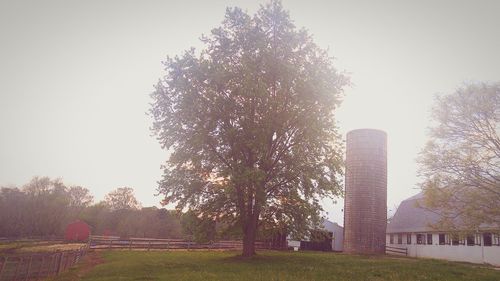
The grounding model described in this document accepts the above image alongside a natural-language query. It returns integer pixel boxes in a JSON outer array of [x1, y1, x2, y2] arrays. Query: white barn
[[323, 220, 344, 251], [287, 219, 344, 251], [386, 193, 500, 266]]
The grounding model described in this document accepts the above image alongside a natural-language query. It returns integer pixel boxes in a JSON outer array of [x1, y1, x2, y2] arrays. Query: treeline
[[0, 177, 216, 240]]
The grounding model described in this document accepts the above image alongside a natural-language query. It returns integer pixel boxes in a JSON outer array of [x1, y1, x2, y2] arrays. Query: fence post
[[62, 253, 68, 271], [0, 256, 7, 280], [24, 255, 33, 281], [51, 253, 57, 276], [66, 253, 71, 270], [36, 255, 45, 280], [14, 257, 23, 280], [75, 250, 80, 264], [129, 240, 132, 250], [147, 241, 151, 251], [73, 252, 76, 266], [47, 254, 53, 277], [57, 252, 64, 275]]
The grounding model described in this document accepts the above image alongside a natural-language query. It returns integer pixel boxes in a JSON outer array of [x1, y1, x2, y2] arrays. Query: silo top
[[346, 128, 386, 139], [346, 129, 387, 151]]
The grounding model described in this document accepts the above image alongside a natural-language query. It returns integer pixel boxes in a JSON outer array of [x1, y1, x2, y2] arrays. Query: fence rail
[[89, 236, 281, 251], [385, 245, 408, 256], [0, 237, 64, 244], [0, 245, 88, 281]]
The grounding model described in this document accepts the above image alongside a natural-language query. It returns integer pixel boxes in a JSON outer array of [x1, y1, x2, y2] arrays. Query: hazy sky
[[1, 0, 499, 224]]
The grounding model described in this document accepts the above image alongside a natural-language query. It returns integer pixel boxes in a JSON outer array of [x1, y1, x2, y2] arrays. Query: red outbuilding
[[64, 220, 91, 242]]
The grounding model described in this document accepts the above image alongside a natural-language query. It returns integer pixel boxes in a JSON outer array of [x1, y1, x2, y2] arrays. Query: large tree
[[418, 82, 500, 231], [150, 0, 346, 256]]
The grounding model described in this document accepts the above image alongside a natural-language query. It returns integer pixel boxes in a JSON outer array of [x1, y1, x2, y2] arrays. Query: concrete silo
[[343, 129, 387, 254]]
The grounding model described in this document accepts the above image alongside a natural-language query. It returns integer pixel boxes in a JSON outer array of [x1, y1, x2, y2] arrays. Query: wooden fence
[[0, 238, 63, 244], [385, 245, 408, 256], [89, 236, 283, 251], [0, 245, 88, 281]]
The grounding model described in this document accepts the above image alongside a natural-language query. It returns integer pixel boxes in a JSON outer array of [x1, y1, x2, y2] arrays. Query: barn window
[[407, 234, 411, 244], [493, 233, 500, 246], [475, 234, 482, 245], [483, 233, 492, 246], [416, 234, 425, 244], [438, 233, 446, 245], [451, 234, 459, 246], [390, 234, 394, 244], [397, 234, 403, 244], [427, 234, 433, 245], [466, 235, 475, 246]]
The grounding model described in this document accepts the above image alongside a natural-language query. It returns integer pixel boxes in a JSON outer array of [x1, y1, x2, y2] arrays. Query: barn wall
[[484, 247, 500, 266], [332, 225, 344, 251], [386, 233, 500, 266]]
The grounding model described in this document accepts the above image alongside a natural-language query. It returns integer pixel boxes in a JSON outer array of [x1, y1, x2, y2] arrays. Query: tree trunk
[[242, 201, 261, 257], [242, 222, 257, 257], [240, 183, 263, 257]]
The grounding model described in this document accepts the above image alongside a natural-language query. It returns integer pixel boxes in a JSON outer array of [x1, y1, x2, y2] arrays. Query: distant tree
[[418, 82, 500, 231], [22, 176, 64, 196], [68, 186, 94, 209], [104, 187, 141, 211], [157, 209, 183, 238], [0, 176, 78, 237], [114, 209, 138, 237], [0, 187, 29, 237], [80, 204, 183, 239], [150, 0, 346, 256], [133, 207, 160, 238], [22, 176, 71, 236], [1, 178, 188, 239], [180, 211, 216, 243], [117, 207, 183, 238]]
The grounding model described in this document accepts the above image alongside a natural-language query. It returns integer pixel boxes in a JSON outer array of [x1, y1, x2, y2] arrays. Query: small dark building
[[300, 230, 333, 251], [64, 220, 91, 242]]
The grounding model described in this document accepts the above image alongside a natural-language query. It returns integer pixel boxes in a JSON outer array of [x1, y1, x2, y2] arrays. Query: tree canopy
[[0, 176, 90, 237], [150, 0, 347, 256], [0, 177, 184, 239], [104, 187, 141, 211], [68, 186, 94, 209], [418, 82, 500, 231]]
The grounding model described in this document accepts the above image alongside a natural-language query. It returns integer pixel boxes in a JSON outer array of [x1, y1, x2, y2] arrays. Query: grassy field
[[50, 250, 500, 281]]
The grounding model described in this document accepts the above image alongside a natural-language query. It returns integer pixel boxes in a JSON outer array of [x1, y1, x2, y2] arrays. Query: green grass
[[52, 250, 500, 281]]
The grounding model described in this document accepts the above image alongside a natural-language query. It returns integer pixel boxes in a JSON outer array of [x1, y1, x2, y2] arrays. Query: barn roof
[[322, 219, 343, 233], [387, 192, 440, 233], [387, 192, 498, 233]]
